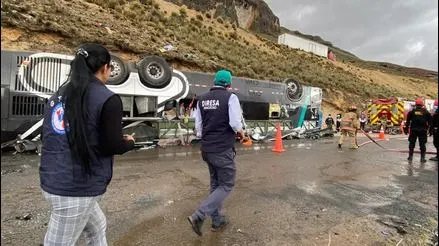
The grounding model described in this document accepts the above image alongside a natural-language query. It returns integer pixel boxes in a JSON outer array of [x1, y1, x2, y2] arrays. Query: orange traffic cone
[[379, 125, 385, 140], [272, 123, 285, 153]]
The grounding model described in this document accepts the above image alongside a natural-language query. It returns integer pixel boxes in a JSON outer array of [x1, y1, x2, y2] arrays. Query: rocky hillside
[[1, 0, 437, 112], [164, 0, 280, 36]]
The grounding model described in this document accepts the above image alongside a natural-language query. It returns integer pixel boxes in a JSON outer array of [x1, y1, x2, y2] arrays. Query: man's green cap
[[214, 70, 232, 86]]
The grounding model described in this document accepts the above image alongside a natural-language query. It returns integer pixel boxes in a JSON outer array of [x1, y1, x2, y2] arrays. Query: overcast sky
[[265, 0, 438, 71]]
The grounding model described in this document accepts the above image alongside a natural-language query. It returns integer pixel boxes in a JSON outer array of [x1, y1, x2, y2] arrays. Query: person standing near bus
[[336, 113, 342, 132], [187, 69, 245, 236], [338, 106, 360, 149], [325, 114, 334, 130], [430, 99, 438, 161], [40, 43, 135, 245], [359, 111, 367, 130]]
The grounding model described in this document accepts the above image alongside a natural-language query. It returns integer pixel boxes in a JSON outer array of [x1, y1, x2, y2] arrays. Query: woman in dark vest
[[40, 43, 135, 245]]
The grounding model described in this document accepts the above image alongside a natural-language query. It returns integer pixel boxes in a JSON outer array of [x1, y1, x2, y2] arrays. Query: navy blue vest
[[40, 79, 115, 196], [198, 87, 236, 153]]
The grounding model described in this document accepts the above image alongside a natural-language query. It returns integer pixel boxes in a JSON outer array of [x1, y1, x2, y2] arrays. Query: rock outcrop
[[164, 0, 280, 35]]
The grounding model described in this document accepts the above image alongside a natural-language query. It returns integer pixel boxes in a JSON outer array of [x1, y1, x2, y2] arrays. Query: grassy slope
[[1, 0, 437, 113]]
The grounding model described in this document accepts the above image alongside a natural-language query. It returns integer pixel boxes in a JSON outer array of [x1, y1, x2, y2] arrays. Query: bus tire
[[107, 55, 129, 85], [284, 78, 303, 102], [138, 55, 172, 89]]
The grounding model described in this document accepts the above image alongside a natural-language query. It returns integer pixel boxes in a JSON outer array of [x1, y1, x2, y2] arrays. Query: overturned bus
[[180, 72, 323, 139], [1, 50, 322, 151]]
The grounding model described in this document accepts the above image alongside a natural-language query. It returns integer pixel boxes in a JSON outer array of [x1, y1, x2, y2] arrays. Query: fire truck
[[366, 98, 405, 134], [366, 97, 437, 135]]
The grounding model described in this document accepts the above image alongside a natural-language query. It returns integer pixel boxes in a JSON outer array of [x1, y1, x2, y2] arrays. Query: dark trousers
[[408, 130, 427, 156], [327, 123, 333, 130], [433, 130, 438, 157], [193, 148, 236, 225], [360, 122, 366, 130]]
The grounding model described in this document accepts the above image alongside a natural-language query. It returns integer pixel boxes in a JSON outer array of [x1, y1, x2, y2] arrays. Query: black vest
[[40, 80, 115, 196], [408, 108, 430, 131], [198, 87, 236, 153]]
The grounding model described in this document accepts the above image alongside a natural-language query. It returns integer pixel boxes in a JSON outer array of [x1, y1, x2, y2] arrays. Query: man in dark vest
[[325, 114, 334, 130], [188, 69, 245, 236], [336, 113, 342, 132], [429, 99, 438, 161], [404, 98, 432, 163]]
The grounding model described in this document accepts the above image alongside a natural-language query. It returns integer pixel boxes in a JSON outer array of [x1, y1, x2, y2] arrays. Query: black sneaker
[[211, 216, 229, 232], [338, 144, 342, 150], [187, 216, 203, 236], [429, 156, 438, 161], [421, 158, 427, 163], [407, 156, 413, 161]]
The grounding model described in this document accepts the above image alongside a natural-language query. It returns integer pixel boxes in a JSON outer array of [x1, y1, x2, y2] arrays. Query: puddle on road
[[296, 181, 320, 195], [122, 141, 320, 160], [296, 160, 437, 215], [402, 160, 438, 177], [293, 178, 405, 216]]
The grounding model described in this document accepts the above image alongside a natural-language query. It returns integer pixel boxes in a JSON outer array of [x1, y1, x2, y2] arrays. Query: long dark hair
[[63, 43, 111, 175]]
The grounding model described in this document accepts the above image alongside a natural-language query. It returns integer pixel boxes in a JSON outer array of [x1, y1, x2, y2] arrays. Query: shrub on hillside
[[114, 5, 122, 12], [229, 31, 238, 40], [107, 0, 118, 9], [179, 8, 187, 17], [123, 9, 136, 19], [171, 12, 179, 18], [140, 0, 153, 5], [190, 25, 199, 33], [130, 1, 142, 10]]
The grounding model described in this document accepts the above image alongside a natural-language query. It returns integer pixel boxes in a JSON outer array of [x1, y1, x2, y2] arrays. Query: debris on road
[[1, 168, 23, 175], [157, 138, 182, 148], [15, 214, 32, 221]]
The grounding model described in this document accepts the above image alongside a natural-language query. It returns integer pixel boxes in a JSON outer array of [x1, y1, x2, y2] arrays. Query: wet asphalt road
[[1, 134, 438, 245]]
